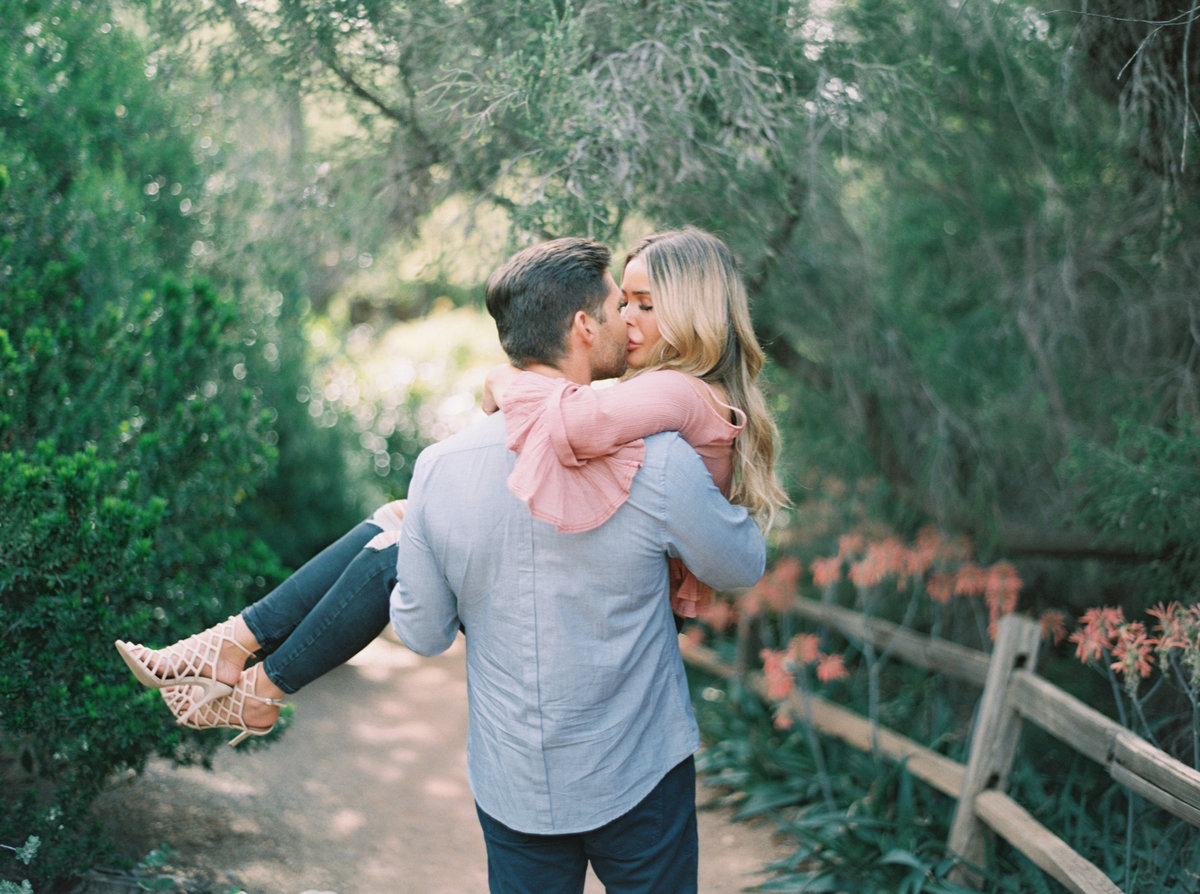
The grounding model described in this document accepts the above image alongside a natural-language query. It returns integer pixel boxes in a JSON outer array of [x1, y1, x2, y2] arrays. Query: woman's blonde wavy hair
[[624, 227, 787, 529]]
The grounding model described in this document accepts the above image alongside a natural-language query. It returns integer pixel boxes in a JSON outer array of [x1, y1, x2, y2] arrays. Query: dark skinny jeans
[[241, 519, 398, 694]]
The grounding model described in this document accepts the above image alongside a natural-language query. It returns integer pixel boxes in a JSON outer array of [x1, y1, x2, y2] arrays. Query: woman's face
[[619, 256, 661, 369]]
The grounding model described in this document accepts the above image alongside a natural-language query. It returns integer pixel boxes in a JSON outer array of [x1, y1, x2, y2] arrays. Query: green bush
[[1061, 418, 1200, 612], [0, 265, 286, 884], [0, 3, 291, 884]]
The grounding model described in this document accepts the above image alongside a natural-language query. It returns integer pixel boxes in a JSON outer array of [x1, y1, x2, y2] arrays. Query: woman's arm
[[487, 363, 742, 459], [546, 369, 743, 461], [482, 363, 522, 415]]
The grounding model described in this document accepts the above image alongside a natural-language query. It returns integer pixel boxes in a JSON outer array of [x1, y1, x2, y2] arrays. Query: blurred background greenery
[[2, 0, 1197, 887]]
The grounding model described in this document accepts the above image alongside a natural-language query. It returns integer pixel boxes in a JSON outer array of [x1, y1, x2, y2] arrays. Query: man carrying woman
[[117, 228, 785, 893]]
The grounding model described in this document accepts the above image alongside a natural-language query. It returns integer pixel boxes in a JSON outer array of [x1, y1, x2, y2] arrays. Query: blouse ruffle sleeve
[[500, 369, 747, 618], [503, 372, 646, 533], [669, 561, 712, 620]]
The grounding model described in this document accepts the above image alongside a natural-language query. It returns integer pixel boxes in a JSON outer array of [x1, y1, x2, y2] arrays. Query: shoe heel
[[177, 680, 234, 724], [228, 726, 271, 748], [167, 664, 283, 744]]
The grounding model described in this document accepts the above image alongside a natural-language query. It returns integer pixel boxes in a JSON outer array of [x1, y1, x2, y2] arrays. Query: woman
[[487, 227, 783, 617], [116, 227, 785, 744]]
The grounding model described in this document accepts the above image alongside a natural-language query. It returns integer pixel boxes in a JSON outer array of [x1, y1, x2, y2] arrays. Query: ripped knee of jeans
[[366, 528, 403, 551], [368, 499, 407, 532]]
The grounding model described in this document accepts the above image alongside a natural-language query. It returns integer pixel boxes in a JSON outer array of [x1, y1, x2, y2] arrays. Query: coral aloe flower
[[760, 648, 795, 700], [925, 571, 955, 605], [1081, 606, 1125, 640], [789, 632, 821, 666], [953, 562, 988, 598], [697, 597, 734, 632], [1148, 601, 1189, 653], [810, 556, 842, 589], [816, 653, 849, 683], [1110, 622, 1154, 680], [837, 534, 865, 561], [773, 556, 803, 590], [849, 554, 885, 589], [1070, 608, 1122, 664], [906, 527, 944, 578], [985, 562, 1022, 610], [1039, 610, 1068, 645]]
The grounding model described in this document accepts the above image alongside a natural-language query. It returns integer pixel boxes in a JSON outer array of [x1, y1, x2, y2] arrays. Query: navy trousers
[[476, 756, 698, 894]]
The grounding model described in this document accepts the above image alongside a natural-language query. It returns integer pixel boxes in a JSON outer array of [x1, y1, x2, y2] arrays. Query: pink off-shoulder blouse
[[502, 368, 747, 618]]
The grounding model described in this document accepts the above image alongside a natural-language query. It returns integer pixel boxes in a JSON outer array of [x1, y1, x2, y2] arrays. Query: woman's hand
[[482, 363, 522, 414]]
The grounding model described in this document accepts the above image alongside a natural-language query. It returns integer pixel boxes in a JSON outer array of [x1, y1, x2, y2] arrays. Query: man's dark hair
[[485, 237, 613, 367]]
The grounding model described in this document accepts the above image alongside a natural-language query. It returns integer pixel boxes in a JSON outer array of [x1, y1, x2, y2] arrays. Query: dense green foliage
[[0, 1, 363, 884], [1063, 419, 1200, 610], [141, 0, 1199, 600], [3, 0, 1199, 888]]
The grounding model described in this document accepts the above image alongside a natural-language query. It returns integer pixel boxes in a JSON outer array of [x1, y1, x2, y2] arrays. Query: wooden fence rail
[[679, 608, 1200, 893]]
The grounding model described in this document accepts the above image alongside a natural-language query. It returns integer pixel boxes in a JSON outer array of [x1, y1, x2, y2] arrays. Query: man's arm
[[660, 436, 766, 590], [388, 454, 461, 656]]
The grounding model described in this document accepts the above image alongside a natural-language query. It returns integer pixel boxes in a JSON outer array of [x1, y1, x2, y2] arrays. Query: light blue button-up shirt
[[390, 411, 766, 834]]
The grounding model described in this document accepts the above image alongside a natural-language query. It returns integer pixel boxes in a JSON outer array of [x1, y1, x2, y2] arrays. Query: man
[[390, 237, 766, 893]]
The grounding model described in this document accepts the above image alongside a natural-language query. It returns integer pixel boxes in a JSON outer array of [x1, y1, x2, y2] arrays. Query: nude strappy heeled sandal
[[162, 664, 285, 747], [114, 616, 253, 714]]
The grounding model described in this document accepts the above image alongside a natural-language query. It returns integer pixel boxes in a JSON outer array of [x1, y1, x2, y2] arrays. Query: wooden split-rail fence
[[679, 605, 1200, 893]]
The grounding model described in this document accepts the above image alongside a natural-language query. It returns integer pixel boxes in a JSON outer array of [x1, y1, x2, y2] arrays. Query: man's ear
[[572, 309, 598, 346]]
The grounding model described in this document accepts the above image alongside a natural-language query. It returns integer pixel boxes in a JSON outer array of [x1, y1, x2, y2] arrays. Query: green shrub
[[1061, 418, 1200, 612], [0, 265, 286, 884], [0, 5, 292, 883]]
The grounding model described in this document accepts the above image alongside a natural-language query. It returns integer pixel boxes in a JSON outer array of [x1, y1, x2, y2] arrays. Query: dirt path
[[91, 635, 790, 893]]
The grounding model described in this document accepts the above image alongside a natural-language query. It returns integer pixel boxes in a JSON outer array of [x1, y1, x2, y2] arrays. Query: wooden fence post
[[947, 614, 1043, 887]]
